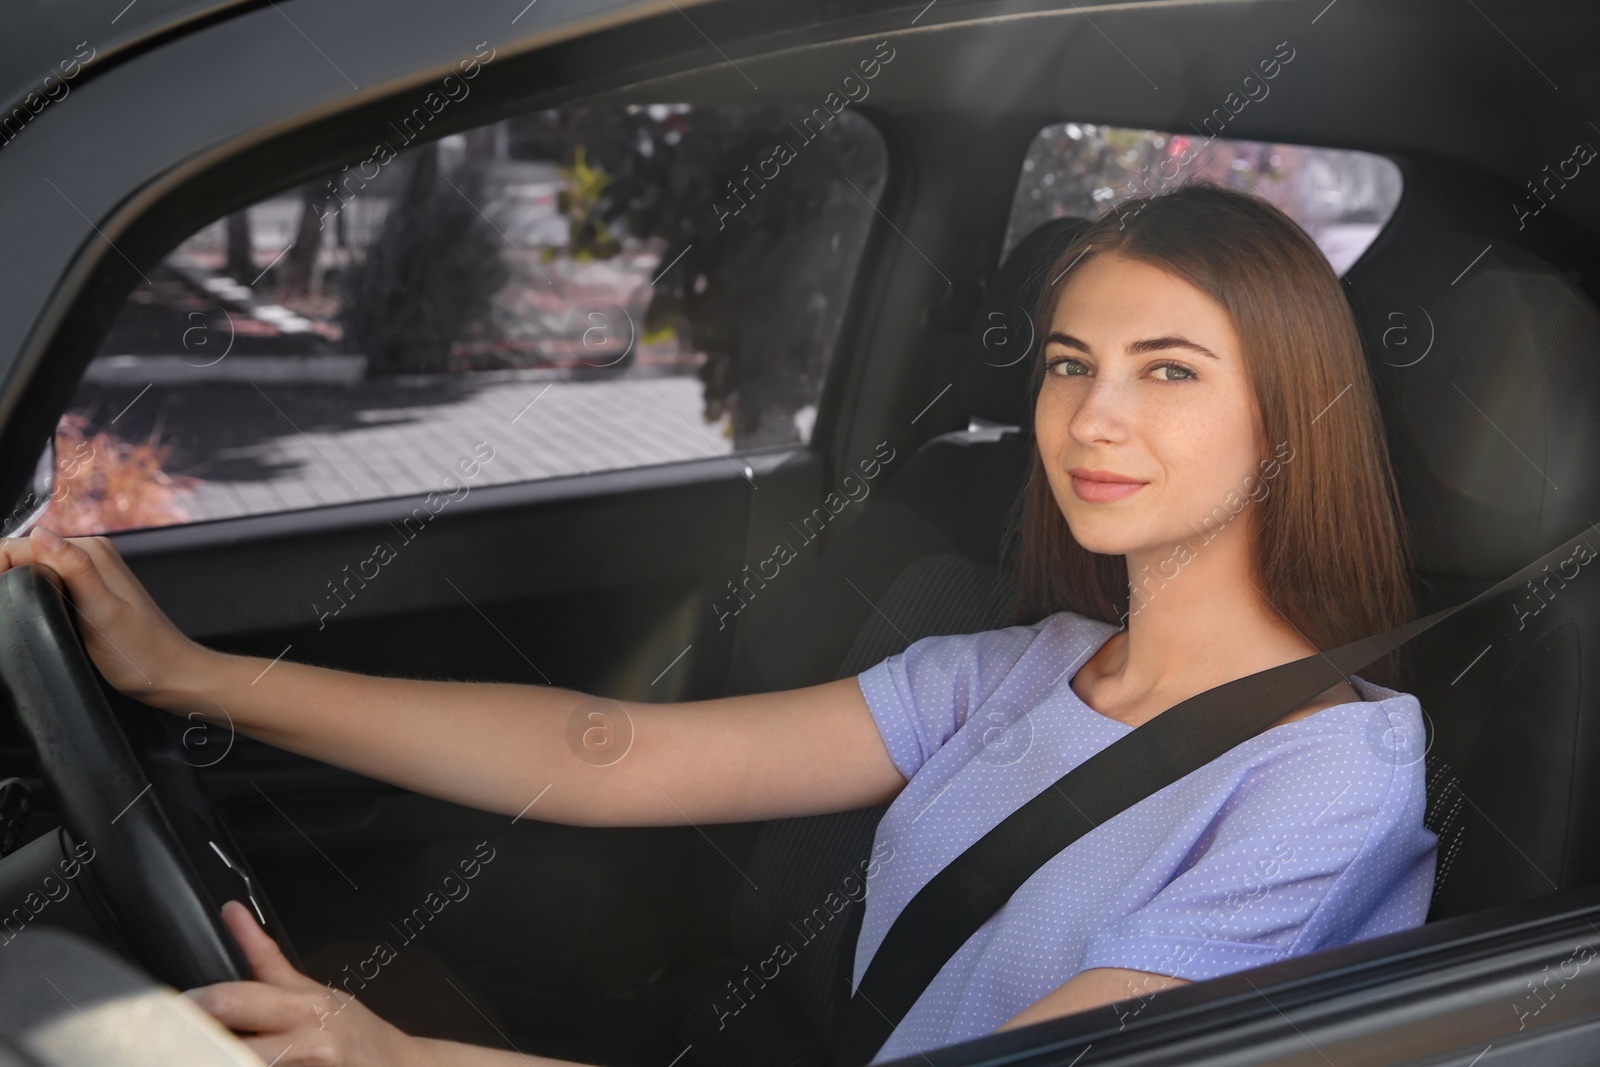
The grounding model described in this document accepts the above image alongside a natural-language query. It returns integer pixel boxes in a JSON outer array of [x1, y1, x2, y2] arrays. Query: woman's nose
[[1067, 378, 1131, 446]]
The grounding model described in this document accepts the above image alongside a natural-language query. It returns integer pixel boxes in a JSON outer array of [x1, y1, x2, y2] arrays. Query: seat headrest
[[960, 217, 1092, 427], [1354, 238, 1600, 580]]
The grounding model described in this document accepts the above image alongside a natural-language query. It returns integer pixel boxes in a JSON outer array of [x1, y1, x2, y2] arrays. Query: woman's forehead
[[1049, 255, 1239, 351]]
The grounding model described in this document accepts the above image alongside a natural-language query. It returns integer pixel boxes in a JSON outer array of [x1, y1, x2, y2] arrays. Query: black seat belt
[[835, 519, 1599, 1066]]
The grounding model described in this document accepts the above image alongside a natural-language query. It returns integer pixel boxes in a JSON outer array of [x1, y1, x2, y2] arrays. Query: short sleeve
[[1078, 722, 1437, 981], [855, 624, 1043, 781]]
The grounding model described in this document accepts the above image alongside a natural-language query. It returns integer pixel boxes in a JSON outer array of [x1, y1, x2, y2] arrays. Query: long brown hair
[[1009, 182, 1417, 688]]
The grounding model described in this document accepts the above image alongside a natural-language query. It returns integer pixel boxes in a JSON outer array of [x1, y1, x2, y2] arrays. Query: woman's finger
[[220, 899, 306, 987], [238, 1035, 296, 1066], [0, 534, 39, 574], [238, 1034, 316, 1067], [185, 979, 338, 1034], [73, 535, 144, 600], [25, 526, 122, 619]]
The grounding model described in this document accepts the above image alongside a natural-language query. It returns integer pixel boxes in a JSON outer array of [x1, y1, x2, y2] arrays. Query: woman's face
[[1034, 251, 1266, 563]]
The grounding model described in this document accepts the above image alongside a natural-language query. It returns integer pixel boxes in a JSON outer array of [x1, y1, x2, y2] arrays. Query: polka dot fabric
[[852, 611, 1438, 1064]]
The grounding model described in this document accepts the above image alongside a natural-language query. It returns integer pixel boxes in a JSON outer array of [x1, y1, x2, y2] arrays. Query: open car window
[[33, 103, 886, 535]]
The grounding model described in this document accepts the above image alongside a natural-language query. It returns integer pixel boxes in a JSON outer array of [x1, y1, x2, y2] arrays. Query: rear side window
[[41, 103, 887, 534], [1004, 123, 1402, 274]]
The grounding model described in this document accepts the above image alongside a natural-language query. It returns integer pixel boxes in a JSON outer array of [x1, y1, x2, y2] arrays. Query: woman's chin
[[1062, 524, 1141, 558], [1064, 515, 1192, 561]]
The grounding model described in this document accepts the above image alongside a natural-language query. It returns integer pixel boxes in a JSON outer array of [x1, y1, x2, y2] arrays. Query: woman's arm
[[165, 645, 897, 827], [997, 967, 1191, 1033], [0, 528, 908, 827]]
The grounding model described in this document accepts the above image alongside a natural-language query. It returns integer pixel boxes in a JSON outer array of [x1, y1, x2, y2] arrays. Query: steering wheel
[[0, 563, 252, 988]]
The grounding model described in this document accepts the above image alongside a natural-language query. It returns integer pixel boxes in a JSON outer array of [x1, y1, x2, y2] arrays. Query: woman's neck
[[1073, 521, 1324, 725]]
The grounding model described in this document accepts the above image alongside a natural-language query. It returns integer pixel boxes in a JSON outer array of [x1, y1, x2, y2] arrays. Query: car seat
[[1343, 174, 1600, 921]]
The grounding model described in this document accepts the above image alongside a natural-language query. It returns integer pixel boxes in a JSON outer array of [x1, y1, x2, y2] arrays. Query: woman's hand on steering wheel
[[0, 525, 208, 706], [188, 901, 421, 1067]]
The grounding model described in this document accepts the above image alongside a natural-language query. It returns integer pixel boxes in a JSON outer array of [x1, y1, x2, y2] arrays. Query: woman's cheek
[[1044, 374, 1095, 418], [1033, 385, 1074, 440]]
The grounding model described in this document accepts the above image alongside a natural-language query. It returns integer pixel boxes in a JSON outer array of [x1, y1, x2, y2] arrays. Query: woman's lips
[[1069, 474, 1147, 502]]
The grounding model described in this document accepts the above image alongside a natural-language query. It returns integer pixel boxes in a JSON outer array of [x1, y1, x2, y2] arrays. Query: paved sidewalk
[[69, 367, 736, 525]]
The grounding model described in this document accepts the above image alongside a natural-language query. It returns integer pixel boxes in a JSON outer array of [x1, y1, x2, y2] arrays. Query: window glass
[[40, 103, 886, 534], [1004, 123, 1402, 274]]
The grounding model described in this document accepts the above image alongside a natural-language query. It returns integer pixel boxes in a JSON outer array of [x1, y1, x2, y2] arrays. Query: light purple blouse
[[852, 610, 1438, 1064]]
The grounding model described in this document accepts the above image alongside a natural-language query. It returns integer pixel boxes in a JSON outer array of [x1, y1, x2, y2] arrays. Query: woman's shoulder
[[1237, 674, 1429, 806], [1248, 672, 1422, 737], [896, 609, 1118, 661], [1032, 608, 1123, 646], [1189, 682, 1430, 868]]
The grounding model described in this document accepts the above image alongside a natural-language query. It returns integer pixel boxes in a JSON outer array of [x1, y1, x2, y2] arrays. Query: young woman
[[0, 182, 1437, 1067]]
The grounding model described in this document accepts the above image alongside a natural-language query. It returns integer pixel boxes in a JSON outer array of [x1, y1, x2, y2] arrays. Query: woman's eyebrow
[[1045, 332, 1221, 361], [1128, 335, 1220, 360], [1045, 332, 1091, 352]]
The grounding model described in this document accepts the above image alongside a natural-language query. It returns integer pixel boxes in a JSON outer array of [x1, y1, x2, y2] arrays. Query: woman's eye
[[1151, 362, 1196, 382], [1046, 357, 1088, 377]]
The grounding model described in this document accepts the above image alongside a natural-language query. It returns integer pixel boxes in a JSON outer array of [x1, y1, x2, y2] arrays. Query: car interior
[[5, 2, 1600, 1066]]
